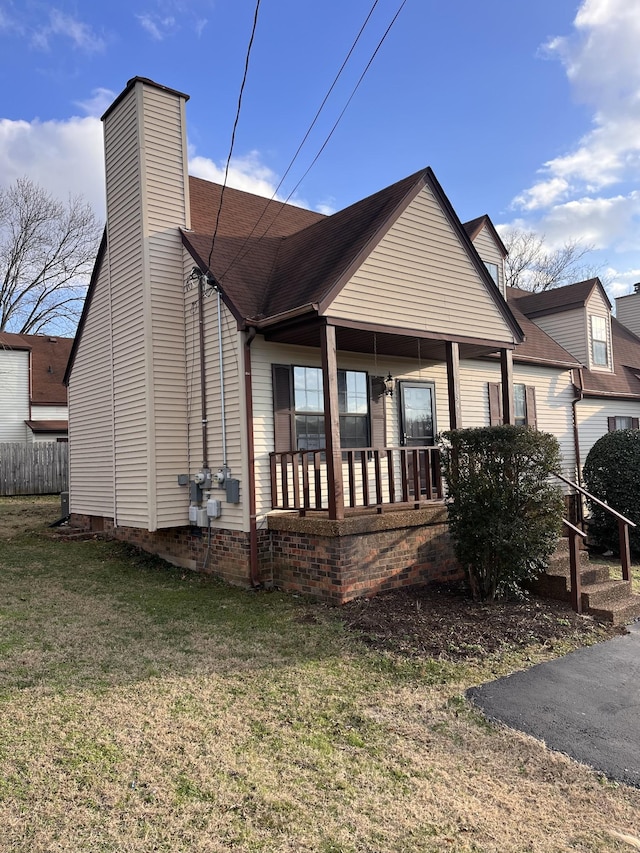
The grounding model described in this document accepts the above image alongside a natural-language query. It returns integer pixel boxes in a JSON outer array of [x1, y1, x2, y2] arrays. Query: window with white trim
[[484, 262, 499, 286], [292, 366, 369, 450], [591, 315, 609, 367]]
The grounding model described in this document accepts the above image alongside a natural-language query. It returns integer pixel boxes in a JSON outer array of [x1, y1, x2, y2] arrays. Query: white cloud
[[136, 13, 177, 41], [33, 9, 105, 53], [514, 1, 640, 208], [75, 88, 116, 118], [0, 115, 105, 218], [189, 151, 281, 199]]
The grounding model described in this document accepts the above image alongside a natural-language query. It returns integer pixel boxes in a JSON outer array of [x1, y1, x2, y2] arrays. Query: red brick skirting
[[69, 505, 460, 604], [268, 505, 460, 603]]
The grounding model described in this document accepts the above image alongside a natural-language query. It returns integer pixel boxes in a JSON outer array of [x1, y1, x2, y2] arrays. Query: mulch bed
[[336, 583, 625, 662]]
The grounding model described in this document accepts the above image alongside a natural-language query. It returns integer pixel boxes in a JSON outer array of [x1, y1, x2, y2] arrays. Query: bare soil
[[337, 582, 625, 662]]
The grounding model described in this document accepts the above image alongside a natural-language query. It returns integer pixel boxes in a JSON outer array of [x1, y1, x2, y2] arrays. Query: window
[[608, 416, 639, 432], [513, 383, 527, 427], [488, 382, 537, 428], [591, 315, 609, 367], [273, 364, 386, 454], [484, 262, 499, 286]]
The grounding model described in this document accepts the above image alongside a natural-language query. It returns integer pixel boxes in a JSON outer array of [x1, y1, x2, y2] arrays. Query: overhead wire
[[206, 0, 263, 273], [216, 0, 408, 286], [213, 0, 382, 279]]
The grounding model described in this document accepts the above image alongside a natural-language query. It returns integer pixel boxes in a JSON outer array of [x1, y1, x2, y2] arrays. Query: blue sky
[[1, 0, 639, 298]]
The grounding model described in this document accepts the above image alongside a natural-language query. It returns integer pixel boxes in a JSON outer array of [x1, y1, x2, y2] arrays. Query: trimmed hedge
[[582, 429, 640, 555], [440, 426, 564, 601]]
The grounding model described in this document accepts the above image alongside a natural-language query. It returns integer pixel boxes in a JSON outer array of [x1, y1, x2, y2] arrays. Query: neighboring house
[[509, 281, 640, 477], [62, 77, 636, 602], [0, 332, 72, 443]]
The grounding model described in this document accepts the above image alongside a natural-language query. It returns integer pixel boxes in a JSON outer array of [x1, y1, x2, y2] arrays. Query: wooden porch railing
[[269, 446, 443, 513], [552, 471, 636, 613]]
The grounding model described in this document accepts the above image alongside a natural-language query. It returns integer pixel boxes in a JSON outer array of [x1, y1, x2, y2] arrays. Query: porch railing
[[269, 446, 443, 513]]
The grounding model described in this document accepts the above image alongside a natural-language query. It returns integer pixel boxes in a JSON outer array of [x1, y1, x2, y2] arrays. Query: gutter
[[252, 302, 318, 330]]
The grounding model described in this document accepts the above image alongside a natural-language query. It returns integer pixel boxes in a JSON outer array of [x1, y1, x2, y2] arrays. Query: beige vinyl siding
[[142, 86, 189, 528], [457, 359, 577, 479], [0, 351, 29, 443], [532, 307, 587, 365], [586, 289, 613, 372], [68, 255, 115, 517], [576, 398, 640, 467], [470, 224, 505, 297], [327, 184, 515, 344], [104, 88, 148, 528], [184, 250, 245, 532], [31, 405, 68, 420], [616, 292, 640, 338]]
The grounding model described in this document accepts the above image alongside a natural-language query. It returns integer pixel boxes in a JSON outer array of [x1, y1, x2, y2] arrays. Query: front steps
[[532, 538, 640, 625]]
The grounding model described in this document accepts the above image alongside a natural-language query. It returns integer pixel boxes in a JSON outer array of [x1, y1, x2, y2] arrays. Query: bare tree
[[502, 228, 603, 292], [0, 177, 102, 334]]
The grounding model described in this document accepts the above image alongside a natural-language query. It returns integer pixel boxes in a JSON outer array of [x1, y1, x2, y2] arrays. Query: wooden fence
[[0, 442, 69, 496]]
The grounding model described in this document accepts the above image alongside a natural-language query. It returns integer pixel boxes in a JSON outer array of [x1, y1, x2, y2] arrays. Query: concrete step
[[580, 579, 633, 610], [586, 594, 640, 626], [534, 538, 639, 625]]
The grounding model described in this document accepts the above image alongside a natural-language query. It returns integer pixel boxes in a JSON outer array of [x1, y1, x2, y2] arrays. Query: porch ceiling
[[260, 316, 511, 361]]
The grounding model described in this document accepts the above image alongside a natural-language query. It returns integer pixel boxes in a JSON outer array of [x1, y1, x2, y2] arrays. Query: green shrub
[[440, 426, 564, 601], [582, 429, 640, 555]]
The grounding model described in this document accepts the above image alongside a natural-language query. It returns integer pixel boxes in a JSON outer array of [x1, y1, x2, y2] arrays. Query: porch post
[[500, 348, 514, 425], [320, 323, 345, 520], [445, 341, 462, 430]]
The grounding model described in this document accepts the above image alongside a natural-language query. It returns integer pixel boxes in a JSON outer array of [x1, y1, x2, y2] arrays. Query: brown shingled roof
[[263, 169, 427, 318], [463, 215, 508, 257], [505, 289, 580, 367], [0, 332, 72, 404], [186, 168, 522, 344], [513, 278, 609, 318]]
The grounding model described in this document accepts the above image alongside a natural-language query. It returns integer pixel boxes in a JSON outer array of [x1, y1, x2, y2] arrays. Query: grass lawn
[[1, 497, 639, 852]]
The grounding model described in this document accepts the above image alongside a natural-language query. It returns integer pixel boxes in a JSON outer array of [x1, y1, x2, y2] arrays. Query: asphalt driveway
[[467, 622, 640, 787]]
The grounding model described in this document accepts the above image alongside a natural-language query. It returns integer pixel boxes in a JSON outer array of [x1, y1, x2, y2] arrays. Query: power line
[[206, 0, 263, 273], [215, 0, 382, 278], [218, 0, 408, 285]]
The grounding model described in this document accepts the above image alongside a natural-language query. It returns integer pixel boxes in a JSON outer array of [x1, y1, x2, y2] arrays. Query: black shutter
[[272, 365, 294, 452], [607, 416, 616, 433], [369, 375, 386, 449], [633, 418, 639, 430], [488, 382, 503, 426], [525, 386, 537, 429]]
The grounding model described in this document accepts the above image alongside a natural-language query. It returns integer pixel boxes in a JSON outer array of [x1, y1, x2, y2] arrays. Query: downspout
[[244, 325, 260, 587], [572, 367, 585, 525]]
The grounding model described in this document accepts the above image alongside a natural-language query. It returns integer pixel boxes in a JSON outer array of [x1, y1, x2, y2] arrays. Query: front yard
[[0, 497, 639, 852]]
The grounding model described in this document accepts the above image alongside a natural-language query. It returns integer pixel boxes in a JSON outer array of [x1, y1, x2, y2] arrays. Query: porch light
[[384, 373, 395, 397]]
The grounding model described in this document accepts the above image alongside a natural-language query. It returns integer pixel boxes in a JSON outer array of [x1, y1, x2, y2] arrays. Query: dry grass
[[1, 497, 639, 852]]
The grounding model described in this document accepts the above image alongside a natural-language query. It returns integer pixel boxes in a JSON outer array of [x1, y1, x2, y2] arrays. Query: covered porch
[[259, 316, 519, 521]]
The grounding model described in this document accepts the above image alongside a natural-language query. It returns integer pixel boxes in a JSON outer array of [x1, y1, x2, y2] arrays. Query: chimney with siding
[[101, 78, 190, 531], [615, 283, 640, 340]]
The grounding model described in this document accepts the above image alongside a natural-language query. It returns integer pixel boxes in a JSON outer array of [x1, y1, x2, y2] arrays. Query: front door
[[399, 382, 436, 446]]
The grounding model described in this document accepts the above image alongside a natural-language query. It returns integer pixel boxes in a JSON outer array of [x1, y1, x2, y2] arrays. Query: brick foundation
[[268, 504, 461, 603], [69, 504, 460, 604], [69, 514, 254, 588]]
